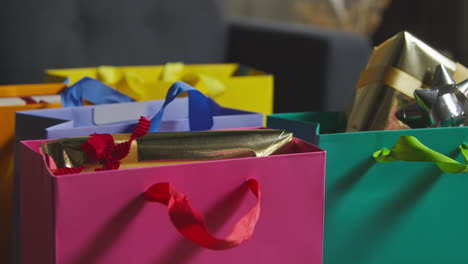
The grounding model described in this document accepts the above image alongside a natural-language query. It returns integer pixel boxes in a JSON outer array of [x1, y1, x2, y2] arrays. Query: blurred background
[[229, 0, 468, 62], [1, 0, 466, 112]]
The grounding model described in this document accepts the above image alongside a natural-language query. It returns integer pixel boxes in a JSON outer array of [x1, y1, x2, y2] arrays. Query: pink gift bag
[[18, 136, 325, 264]]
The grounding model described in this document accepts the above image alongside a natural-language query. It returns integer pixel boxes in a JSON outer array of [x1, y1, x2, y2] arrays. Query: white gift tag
[[93, 102, 148, 125], [0, 97, 26, 106], [31, 95, 62, 103]]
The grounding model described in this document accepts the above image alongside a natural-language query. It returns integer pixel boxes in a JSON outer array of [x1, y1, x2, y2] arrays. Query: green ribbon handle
[[373, 135, 468, 173]]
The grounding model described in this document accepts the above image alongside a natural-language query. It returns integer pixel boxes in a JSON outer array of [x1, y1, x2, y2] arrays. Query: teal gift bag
[[268, 113, 468, 264]]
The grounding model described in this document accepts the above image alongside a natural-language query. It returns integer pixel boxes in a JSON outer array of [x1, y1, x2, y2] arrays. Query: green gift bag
[[268, 113, 468, 264]]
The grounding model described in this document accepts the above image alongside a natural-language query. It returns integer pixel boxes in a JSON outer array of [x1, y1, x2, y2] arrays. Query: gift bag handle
[[144, 178, 261, 250], [148, 81, 213, 132], [61, 77, 135, 107], [373, 135, 468, 173], [62, 78, 214, 132]]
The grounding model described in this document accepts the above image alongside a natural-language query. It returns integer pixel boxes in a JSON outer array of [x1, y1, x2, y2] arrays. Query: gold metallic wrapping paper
[[347, 31, 468, 131], [42, 129, 294, 171]]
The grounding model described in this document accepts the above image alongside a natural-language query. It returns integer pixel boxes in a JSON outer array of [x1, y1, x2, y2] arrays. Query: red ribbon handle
[[144, 178, 261, 250]]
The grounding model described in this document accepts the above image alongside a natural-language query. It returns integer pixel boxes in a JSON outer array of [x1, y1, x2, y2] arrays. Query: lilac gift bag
[[15, 81, 263, 140]]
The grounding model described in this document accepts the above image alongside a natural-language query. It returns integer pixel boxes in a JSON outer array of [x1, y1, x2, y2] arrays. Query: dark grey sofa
[[0, 0, 371, 113]]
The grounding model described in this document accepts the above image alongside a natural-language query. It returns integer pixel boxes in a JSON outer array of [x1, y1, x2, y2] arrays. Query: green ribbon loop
[[373, 135, 468, 173]]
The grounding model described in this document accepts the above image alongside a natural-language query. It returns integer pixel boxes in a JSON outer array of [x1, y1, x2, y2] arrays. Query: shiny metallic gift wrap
[[41, 129, 294, 171], [397, 64, 468, 128], [347, 31, 468, 132]]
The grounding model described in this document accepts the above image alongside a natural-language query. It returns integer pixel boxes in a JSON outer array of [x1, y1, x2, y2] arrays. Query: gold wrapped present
[[42, 129, 294, 173], [347, 31, 468, 131]]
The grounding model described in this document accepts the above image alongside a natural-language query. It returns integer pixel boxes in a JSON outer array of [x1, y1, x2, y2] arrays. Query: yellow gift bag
[[0, 83, 65, 264], [46, 63, 274, 115]]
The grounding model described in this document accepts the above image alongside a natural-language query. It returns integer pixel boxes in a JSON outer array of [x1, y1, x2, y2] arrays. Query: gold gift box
[[347, 31, 468, 131]]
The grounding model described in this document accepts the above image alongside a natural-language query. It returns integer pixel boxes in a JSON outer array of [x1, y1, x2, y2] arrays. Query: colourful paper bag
[[46, 63, 274, 115], [18, 130, 325, 263], [0, 83, 66, 264], [268, 113, 468, 264], [16, 82, 264, 140]]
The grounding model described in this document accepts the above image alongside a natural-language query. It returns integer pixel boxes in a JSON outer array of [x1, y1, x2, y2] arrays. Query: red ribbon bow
[[54, 116, 150, 175]]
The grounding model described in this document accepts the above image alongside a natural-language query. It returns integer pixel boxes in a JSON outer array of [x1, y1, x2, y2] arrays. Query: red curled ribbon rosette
[[54, 116, 150, 175]]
